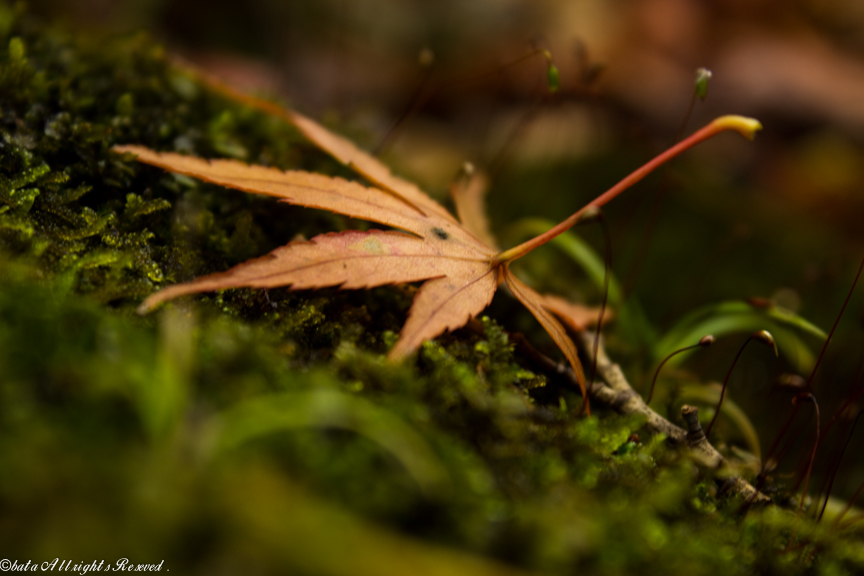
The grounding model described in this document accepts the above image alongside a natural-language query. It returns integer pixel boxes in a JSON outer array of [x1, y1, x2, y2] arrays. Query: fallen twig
[[514, 330, 772, 505]]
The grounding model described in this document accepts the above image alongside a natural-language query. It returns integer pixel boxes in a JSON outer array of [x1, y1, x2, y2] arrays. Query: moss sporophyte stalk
[[2, 5, 863, 575]]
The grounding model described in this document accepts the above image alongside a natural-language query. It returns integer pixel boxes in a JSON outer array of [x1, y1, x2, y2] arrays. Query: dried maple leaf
[[113, 79, 761, 415]]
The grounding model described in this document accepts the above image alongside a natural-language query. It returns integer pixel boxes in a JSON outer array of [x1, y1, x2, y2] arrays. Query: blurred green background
[[4, 0, 864, 573]]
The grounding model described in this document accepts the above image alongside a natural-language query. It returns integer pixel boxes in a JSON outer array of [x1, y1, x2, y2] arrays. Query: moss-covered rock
[[1, 4, 862, 574]]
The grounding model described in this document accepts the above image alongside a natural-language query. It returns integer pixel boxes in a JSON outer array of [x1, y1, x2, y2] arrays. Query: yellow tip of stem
[[711, 115, 763, 141]]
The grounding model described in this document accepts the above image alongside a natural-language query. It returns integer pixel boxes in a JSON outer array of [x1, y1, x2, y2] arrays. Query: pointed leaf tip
[[712, 115, 763, 141]]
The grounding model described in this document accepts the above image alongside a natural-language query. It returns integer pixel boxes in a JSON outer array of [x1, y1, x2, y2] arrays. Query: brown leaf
[[122, 133, 584, 405], [118, 139, 504, 376], [120, 68, 761, 417]]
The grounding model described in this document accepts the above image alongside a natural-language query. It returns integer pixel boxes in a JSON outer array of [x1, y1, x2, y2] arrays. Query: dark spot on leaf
[[432, 227, 449, 240]]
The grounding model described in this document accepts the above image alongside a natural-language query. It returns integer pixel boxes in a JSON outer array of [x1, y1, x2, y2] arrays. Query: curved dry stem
[[495, 116, 762, 264], [818, 409, 864, 522], [705, 330, 776, 438], [646, 336, 713, 405]]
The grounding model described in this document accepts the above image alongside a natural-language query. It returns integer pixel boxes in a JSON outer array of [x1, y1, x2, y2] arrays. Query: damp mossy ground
[[1, 5, 863, 574]]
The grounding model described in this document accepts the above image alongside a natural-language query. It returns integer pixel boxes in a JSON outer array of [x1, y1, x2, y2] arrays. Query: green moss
[[0, 5, 862, 575]]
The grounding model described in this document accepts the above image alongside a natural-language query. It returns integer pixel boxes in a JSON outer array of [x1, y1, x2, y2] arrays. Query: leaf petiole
[[494, 115, 762, 264]]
